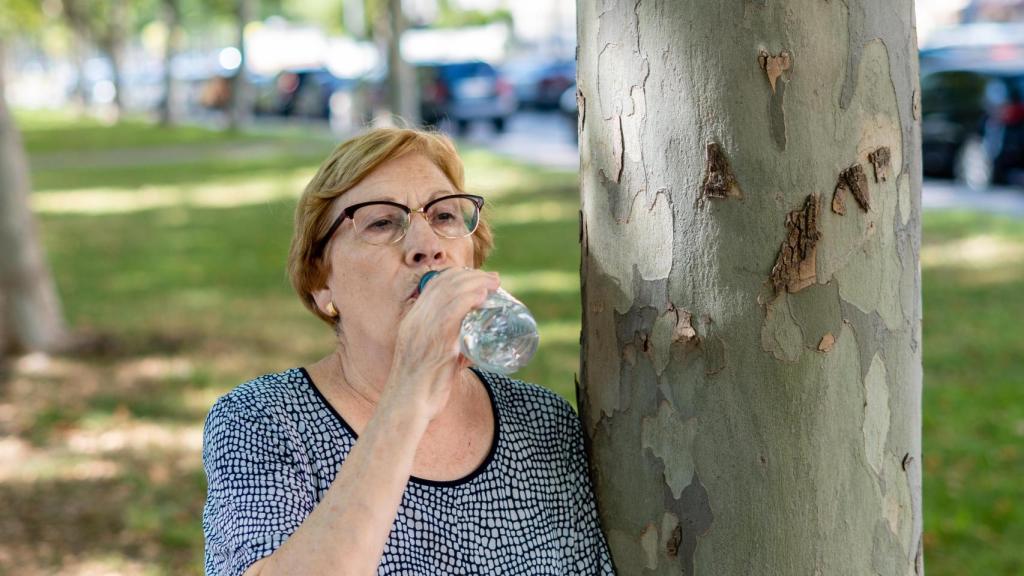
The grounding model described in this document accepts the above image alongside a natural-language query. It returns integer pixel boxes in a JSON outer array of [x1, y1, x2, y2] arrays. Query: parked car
[[504, 58, 576, 110], [920, 22, 1024, 73], [417, 61, 517, 134], [270, 67, 354, 119], [921, 65, 1024, 189]]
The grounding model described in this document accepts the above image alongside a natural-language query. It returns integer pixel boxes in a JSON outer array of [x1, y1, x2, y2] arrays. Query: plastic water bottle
[[417, 270, 540, 374]]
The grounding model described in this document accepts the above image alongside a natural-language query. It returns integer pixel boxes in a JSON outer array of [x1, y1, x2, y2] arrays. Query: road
[[467, 111, 1024, 217]]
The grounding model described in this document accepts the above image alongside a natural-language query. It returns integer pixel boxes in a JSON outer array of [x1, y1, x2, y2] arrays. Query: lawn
[[1, 113, 1020, 575]]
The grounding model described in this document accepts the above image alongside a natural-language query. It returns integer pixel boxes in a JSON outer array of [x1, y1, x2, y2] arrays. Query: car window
[[1012, 76, 1024, 103], [440, 62, 496, 81], [984, 78, 1010, 107], [922, 71, 988, 115]]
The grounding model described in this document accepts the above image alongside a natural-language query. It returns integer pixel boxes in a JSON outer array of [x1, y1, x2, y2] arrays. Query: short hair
[[287, 127, 494, 326]]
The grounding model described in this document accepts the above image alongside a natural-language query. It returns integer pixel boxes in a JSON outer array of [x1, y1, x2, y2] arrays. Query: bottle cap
[[416, 270, 442, 296]]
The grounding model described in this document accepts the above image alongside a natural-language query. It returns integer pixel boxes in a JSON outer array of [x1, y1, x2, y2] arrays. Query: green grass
[[3, 112, 1022, 575], [15, 110, 267, 154], [918, 212, 1024, 575]]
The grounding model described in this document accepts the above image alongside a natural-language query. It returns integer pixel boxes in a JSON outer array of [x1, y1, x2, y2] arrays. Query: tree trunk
[[577, 2, 923, 575], [383, 0, 419, 125], [158, 0, 181, 126], [60, 0, 90, 115], [0, 41, 67, 355], [105, 0, 128, 120], [69, 26, 90, 114], [228, 0, 254, 131], [343, 0, 368, 39]]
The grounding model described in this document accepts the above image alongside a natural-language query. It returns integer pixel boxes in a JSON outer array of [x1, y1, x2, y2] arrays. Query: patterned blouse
[[202, 367, 615, 575]]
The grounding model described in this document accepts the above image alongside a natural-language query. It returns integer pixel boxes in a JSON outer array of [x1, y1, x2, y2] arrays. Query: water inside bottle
[[460, 292, 539, 374]]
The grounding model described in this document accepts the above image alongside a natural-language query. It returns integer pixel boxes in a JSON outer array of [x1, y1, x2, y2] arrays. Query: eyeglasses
[[314, 193, 485, 254]]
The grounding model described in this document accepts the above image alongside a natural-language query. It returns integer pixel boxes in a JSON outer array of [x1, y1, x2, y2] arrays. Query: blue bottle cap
[[417, 270, 442, 296]]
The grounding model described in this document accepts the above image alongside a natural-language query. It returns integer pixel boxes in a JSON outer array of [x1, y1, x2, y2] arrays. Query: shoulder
[[476, 369, 578, 432], [204, 368, 310, 437]]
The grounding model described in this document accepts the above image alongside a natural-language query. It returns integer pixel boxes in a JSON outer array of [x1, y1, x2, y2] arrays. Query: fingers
[[399, 268, 500, 355], [419, 268, 499, 317]]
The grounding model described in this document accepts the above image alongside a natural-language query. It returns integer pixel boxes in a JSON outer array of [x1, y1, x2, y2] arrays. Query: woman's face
[[314, 152, 477, 350]]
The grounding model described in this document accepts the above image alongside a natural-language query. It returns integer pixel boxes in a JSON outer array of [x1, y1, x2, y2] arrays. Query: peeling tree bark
[[577, 1, 923, 575], [0, 41, 67, 355]]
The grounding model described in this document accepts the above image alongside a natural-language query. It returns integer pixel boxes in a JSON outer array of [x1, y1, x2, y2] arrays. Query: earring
[[326, 302, 338, 318]]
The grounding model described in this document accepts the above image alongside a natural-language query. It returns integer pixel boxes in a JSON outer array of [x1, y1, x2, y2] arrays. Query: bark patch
[[701, 142, 743, 200], [673, 309, 698, 344], [863, 354, 891, 475], [835, 163, 871, 213], [831, 186, 846, 215], [818, 332, 836, 352], [666, 524, 682, 558], [758, 49, 792, 94], [759, 50, 792, 150], [678, 475, 714, 576], [770, 194, 821, 294], [641, 400, 697, 500], [577, 87, 586, 133], [869, 146, 892, 182]]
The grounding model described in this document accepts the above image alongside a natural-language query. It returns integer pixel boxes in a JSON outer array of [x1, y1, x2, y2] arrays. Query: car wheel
[[954, 136, 994, 191]]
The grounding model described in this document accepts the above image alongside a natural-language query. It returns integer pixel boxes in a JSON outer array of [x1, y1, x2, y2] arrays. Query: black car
[[921, 65, 1024, 189], [417, 61, 517, 134], [262, 67, 352, 119]]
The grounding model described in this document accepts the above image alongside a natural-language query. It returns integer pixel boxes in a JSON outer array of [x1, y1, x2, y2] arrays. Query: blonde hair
[[288, 127, 494, 326]]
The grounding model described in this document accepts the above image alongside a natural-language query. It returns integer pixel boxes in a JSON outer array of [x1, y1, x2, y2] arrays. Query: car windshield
[[439, 62, 496, 81], [922, 71, 988, 114]]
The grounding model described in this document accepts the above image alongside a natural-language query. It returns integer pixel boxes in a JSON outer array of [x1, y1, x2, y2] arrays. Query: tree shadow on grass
[[0, 451, 206, 575]]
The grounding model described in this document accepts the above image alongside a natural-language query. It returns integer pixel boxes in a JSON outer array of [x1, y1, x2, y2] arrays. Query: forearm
[[256, 398, 428, 576]]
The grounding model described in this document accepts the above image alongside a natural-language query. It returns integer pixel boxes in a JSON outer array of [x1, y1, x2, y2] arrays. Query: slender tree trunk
[[577, 1, 923, 575], [343, 0, 367, 39], [159, 0, 181, 126], [384, 0, 419, 125], [228, 0, 254, 130], [60, 0, 90, 115], [105, 0, 128, 120], [0, 42, 66, 355], [69, 26, 90, 115]]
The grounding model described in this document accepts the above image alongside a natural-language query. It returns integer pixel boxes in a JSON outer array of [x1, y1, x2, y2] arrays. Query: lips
[[408, 269, 442, 301]]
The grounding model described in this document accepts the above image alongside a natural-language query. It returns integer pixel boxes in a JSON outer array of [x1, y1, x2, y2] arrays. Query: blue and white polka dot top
[[202, 367, 615, 575]]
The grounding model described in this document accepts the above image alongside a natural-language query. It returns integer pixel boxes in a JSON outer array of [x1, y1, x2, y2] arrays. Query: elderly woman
[[201, 127, 614, 575]]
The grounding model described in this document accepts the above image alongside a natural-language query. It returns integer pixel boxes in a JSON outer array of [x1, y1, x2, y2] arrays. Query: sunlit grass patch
[[32, 169, 315, 214], [921, 234, 1024, 270], [17, 111, 265, 155]]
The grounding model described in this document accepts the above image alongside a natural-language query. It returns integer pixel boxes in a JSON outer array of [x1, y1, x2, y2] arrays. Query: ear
[[311, 285, 335, 317]]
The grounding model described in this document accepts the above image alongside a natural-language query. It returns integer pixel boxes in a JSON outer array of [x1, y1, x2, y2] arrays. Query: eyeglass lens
[[352, 197, 480, 245]]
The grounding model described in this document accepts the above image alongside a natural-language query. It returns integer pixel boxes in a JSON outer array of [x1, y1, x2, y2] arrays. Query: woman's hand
[[383, 267, 500, 422]]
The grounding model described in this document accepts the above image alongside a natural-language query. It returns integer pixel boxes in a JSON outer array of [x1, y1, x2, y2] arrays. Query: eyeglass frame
[[312, 193, 485, 256]]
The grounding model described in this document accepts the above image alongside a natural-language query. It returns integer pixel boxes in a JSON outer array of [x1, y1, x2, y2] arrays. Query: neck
[[313, 333, 475, 414], [330, 337, 394, 407]]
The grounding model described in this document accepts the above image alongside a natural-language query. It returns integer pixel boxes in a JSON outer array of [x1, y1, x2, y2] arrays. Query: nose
[[403, 213, 446, 266]]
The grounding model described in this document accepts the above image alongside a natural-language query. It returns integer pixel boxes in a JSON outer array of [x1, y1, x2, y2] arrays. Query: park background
[[1, 0, 1022, 574]]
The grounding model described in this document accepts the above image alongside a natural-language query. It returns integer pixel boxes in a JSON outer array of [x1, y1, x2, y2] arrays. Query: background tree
[[158, 0, 181, 125], [379, 0, 418, 124], [227, 0, 254, 130], [0, 0, 67, 356], [59, 0, 134, 120], [577, 1, 923, 574]]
